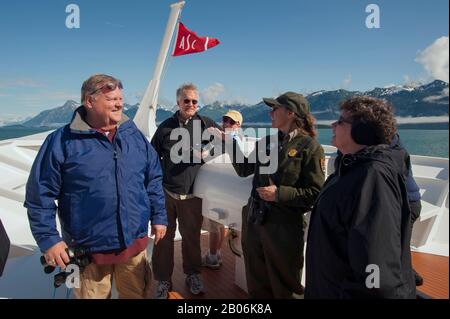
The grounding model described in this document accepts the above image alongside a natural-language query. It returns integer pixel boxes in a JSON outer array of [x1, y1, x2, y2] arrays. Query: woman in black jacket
[[305, 97, 416, 299]]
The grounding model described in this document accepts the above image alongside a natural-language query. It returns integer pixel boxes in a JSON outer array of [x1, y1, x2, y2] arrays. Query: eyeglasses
[[336, 116, 353, 125], [270, 106, 281, 113], [222, 116, 236, 125], [90, 81, 123, 95], [183, 99, 198, 105]]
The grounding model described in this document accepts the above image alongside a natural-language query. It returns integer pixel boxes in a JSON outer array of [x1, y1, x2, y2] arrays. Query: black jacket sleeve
[[230, 138, 257, 178], [0, 219, 10, 277]]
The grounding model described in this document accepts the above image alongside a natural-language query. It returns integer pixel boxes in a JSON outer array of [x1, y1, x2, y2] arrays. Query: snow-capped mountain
[[22, 100, 81, 127], [6, 80, 448, 128]]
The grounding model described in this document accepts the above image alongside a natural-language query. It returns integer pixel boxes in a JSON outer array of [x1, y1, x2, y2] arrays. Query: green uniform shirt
[[233, 132, 325, 222]]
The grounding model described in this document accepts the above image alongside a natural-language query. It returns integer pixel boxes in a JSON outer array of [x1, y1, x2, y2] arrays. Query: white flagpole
[[134, 1, 185, 138]]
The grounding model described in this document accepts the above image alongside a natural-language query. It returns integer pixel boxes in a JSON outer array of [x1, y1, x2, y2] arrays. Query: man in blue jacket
[[25, 74, 167, 299]]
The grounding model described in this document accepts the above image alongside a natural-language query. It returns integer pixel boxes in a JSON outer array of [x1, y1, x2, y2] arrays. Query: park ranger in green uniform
[[230, 92, 325, 298]]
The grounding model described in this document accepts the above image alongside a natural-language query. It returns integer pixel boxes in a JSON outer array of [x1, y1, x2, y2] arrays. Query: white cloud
[[423, 87, 449, 103], [123, 91, 144, 106], [16, 91, 79, 103], [403, 75, 423, 88], [225, 97, 252, 105], [341, 74, 352, 89], [0, 79, 47, 89], [158, 97, 176, 110], [415, 36, 449, 82], [200, 83, 225, 104]]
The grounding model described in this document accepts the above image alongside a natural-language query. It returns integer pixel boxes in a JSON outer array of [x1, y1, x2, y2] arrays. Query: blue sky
[[0, 0, 448, 117]]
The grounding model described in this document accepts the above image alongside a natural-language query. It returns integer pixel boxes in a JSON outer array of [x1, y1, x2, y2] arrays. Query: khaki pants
[[73, 250, 152, 299]]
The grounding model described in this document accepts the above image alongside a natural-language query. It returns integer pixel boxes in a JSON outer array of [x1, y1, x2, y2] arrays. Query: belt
[[164, 188, 195, 201]]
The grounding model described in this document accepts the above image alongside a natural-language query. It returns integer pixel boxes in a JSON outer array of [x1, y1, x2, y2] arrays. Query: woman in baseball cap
[[232, 91, 325, 298]]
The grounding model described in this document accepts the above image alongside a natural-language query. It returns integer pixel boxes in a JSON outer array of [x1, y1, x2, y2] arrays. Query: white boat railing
[[0, 132, 448, 297], [196, 140, 449, 256], [409, 155, 449, 256]]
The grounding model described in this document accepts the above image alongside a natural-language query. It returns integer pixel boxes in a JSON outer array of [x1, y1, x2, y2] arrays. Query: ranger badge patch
[[288, 148, 297, 157]]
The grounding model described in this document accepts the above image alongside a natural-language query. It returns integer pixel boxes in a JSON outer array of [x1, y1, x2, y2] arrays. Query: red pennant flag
[[172, 22, 220, 57]]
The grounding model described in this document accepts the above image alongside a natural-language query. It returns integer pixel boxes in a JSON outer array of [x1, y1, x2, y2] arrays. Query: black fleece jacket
[[151, 112, 220, 195], [305, 145, 416, 299]]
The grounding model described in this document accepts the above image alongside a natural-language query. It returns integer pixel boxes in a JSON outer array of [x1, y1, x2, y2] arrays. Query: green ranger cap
[[263, 91, 310, 118]]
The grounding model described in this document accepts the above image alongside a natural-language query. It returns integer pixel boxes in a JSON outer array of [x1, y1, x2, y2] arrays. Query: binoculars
[[40, 247, 91, 288], [247, 196, 269, 225]]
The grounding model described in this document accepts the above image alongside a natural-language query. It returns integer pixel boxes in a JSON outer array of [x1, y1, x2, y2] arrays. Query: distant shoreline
[[242, 122, 449, 130], [0, 125, 54, 141], [0, 123, 447, 158], [1, 120, 449, 133]]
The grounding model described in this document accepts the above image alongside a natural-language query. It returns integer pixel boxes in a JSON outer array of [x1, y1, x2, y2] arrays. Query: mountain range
[[20, 101, 174, 128], [9, 80, 449, 128]]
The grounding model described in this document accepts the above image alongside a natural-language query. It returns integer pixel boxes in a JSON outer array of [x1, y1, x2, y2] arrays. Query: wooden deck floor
[[412, 251, 449, 299], [150, 235, 449, 299], [150, 233, 248, 299]]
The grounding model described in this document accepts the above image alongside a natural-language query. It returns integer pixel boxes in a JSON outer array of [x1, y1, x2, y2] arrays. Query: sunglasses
[[183, 99, 198, 105], [90, 81, 123, 95], [336, 116, 353, 125], [269, 106, 282, 113], [222, 116, 236, 125]]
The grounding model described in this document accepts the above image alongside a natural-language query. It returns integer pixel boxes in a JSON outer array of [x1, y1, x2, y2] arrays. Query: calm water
[[317, 129, 448, 158], [0, 127, 448, 158], [243, 128, 449, 158]]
